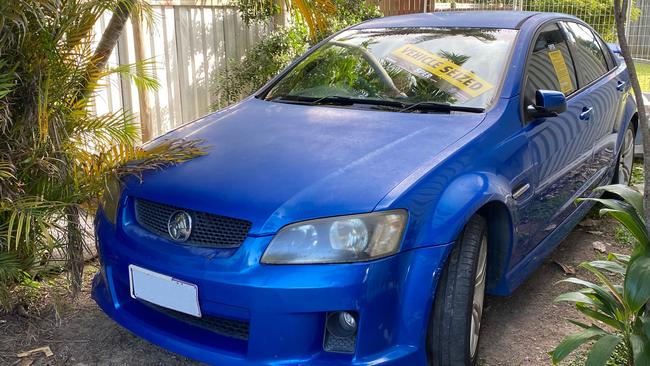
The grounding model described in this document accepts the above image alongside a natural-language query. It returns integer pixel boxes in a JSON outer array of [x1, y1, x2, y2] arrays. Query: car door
[[513, 22, 593, 263], [561, 21, 624, 187]]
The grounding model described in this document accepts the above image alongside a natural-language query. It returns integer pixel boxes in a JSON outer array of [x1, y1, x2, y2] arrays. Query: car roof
[[351, 11, 569, 30]]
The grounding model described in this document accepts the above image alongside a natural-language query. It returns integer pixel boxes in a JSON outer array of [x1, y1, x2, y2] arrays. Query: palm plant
[[0, 0, 205, 308], [237, 0, 337, 39], [551, 185, 650, 365]]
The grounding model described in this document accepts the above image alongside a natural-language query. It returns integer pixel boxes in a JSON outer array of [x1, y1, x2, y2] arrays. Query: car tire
[[427, 215, 488, 366], [612, 122, 636, 186]]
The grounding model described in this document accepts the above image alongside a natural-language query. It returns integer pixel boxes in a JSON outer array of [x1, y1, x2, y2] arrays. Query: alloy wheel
[[469, 235, 487, 359]]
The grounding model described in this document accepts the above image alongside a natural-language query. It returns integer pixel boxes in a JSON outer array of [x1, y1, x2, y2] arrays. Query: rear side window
[[562, 22, 609, 86], [594, 31, 616, 69], [523, 23, 577, 108]]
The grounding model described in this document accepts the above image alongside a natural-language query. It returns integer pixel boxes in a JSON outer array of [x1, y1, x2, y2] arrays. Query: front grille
[[134, 198, 252, 248], [142, 301, 250, 340]]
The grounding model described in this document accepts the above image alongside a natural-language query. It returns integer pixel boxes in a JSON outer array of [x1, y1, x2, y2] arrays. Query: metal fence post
[[625, 0, 632, 37]]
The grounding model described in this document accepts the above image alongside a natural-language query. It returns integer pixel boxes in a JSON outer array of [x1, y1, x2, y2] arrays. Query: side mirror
[[526, 89, 566, 119], [607, 42, 622, 55]]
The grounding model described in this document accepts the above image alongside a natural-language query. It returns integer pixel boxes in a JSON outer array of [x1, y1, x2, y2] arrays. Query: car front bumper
[[92, 207, 452, 366]]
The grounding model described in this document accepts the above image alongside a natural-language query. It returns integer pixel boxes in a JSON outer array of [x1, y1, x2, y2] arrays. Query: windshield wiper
[[307, 95, 356, 105], [269, 95, 485, 113], [268, 94, 352, 106], [269, 94, 393, 107], [398, 101, 485, 114]]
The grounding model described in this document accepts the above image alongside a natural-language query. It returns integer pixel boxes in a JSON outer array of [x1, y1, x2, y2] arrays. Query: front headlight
[[261, 210, 407, 264], [101, 176, 122, 225]]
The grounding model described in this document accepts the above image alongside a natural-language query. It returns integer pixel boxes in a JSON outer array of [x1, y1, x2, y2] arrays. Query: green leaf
[[595, 184, 644, 217], [14, 212, 24, 249], [568, 319, 598, 330], [608, 252, 631, 264], [585, 334, 621, 366], [624, 256, 650, 313], [555, 291, 599, 306], [600, 208, 650, 252], [631, 334, 650, 365], [560, 278, 623, 316], [581, 262, 624, 302], [641, 317, 650, 339], [550, 327, 606, 364], [576, 303, 625, 330], [581, 196, 649, 250], [589, 260, 626, 276]]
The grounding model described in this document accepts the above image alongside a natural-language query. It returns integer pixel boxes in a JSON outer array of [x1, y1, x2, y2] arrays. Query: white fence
[[94, 1, 279, 139]]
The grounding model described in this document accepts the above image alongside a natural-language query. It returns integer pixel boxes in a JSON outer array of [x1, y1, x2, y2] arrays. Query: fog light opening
[[327, 311, 357, 337], [324, 311, 358, 354]]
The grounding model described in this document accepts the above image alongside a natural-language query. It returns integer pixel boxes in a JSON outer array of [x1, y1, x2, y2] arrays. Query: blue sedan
[[92, 11, 638, 366]]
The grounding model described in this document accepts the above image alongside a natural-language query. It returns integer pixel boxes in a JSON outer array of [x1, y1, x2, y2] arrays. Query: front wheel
[[427, 215, 488, 366]]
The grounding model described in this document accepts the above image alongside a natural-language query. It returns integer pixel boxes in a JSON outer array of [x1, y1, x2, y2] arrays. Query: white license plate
[[129, 265, 201, 317]]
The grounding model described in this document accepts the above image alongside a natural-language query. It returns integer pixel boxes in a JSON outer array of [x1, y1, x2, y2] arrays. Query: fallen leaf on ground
[[586, 230, 603, 235], [579, 219, 599, 228], [554, 260, 576, 275], [16, 346, 53, 358], [593, 241, 607, 253]]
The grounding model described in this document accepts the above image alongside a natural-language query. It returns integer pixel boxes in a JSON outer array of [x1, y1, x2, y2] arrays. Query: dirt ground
[[0, 215, 632, 366]]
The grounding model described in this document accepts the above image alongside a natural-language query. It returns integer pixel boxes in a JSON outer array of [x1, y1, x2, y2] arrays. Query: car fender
[[428, 172, 513, 245], [422, 171, 516, 294], [613, 66, 637, 140], [622, 90, 637, 133], [608, 89, 638, 165]]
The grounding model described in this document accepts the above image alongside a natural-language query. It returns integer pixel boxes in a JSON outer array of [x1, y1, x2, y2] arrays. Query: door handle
[[617, 80, 627, 91], [580, 107, 593, 120], [512, 183, 530, 200]]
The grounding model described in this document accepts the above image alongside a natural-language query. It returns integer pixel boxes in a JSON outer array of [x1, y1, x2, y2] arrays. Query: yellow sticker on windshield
[[548, 50, 574, 95], [389, 44, 494, 98]]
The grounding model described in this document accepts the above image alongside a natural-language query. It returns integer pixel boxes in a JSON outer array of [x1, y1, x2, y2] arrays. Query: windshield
[[263, 28, 518, 110]]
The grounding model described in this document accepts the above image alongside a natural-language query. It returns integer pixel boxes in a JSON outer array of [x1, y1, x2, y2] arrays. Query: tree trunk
[[67, 0, 136, 297], [93, 0, 133, 70], [82, 0, 135, 96], [131, 11, 152, 142], [66, 205, 84, 296], [614, 0, 650, 232]]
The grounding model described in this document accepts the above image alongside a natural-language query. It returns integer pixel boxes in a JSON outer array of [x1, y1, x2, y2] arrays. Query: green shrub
[[213, 0, 382, 108], [551, 185, 650, 365], [213, 24, 310, 108]]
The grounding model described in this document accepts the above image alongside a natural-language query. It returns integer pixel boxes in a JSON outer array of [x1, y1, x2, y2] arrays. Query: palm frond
[[108, 60, 160, 91], [286, 0, 336, 39], [0, 161, 15, 181], [0, 0, 206, 306], [68, 109, 140, 148], [114, 138, 209, 180]]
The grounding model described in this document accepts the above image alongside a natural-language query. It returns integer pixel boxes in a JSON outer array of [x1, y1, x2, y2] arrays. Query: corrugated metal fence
[[628, 0, 650, 62], [94, 0, 279, 138]]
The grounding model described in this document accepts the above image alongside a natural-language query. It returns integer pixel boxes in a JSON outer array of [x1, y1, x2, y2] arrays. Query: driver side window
[[524, 23, 578, 110]]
